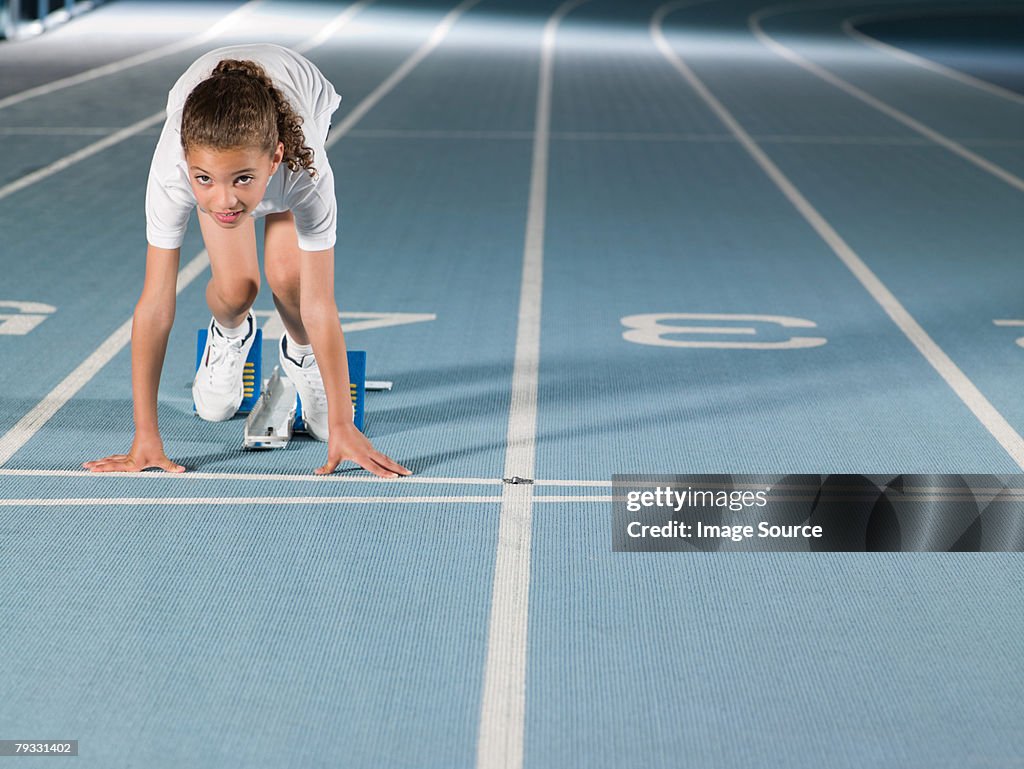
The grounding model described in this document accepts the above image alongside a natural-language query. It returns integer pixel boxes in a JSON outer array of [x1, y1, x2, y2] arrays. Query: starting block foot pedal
[[195, 328, 263, 413], [294, 350, 365, 434]]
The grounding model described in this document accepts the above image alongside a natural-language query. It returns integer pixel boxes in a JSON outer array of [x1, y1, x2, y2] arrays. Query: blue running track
[[1, 1, 1022, 767]]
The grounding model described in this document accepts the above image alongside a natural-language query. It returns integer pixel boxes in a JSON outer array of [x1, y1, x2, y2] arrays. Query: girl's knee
[[264, 258, 299, 298], [210, 275, 260, 313]]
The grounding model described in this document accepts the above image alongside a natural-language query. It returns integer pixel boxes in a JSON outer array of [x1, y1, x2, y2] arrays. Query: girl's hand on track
[[317, 423, 411, 478], [83, 436, 186, 473]]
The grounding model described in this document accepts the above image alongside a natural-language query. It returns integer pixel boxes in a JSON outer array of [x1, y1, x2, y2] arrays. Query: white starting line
[[0, 468, 613, 486], [0, 495, 613, 507], [0, 468, 615, 505]]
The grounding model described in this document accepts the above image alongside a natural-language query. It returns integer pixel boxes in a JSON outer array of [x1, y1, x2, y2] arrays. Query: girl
[[84, 44, 411, 479]]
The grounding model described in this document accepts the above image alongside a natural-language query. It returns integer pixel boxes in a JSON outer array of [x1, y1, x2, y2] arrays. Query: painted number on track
[[253, 310, 436, 339], [0, 301, 56, 335], [621, 313, 827, 349], [993, 320, 1024, 348]]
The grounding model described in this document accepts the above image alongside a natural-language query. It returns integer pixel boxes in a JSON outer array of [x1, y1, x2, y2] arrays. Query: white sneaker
[[193, 311, 257, 422], [279, 333, 330, 441]]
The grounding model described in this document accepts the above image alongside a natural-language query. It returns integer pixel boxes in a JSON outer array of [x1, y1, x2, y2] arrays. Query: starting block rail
[[244, 366, 296, 449]]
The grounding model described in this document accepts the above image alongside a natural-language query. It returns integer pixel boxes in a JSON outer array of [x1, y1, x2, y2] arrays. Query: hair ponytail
[[181, 59, 317, 178]]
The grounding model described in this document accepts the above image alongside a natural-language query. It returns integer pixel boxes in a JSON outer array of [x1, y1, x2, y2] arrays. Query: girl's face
[[185, 143, 284, 228]]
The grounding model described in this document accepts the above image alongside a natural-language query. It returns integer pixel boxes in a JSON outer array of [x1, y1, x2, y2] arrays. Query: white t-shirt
[[145, 44, 342, 252]]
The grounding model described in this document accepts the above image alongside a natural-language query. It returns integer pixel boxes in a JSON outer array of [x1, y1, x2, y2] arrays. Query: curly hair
[[180, 59, 317, 178]]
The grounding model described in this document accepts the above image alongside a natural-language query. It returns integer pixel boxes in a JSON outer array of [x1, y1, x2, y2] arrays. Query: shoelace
[[204, 335, 247, 392], [294, 356, 328, 411]]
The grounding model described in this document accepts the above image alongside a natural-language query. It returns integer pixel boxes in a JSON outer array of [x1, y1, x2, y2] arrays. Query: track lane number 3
[[621, 313, 827, 349]]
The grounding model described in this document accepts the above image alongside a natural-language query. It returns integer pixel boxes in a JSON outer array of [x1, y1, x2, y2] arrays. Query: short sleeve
[[289, 161, 337, 252], [145, 115, 195, 249]]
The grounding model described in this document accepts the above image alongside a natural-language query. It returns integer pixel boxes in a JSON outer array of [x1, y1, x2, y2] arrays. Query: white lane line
[[475, 2, 587, 768], [0, 0, 473, 467], [0, 252, 211, 467], [0, 468, 615, 486], [295, 0, 376, 54], [0, 496, 503, 506], [652, 2, 1024, 471], [0, 495, 612, 506], [748, 3, 1024, 194], [841, 9, 1024, 107], [3, 488, 1020, 506], [9, 125, 1024, 147], [753, 135, 1024, 147], [0, 112, 166, 201], [342, 128, 1024, 147], [0, 0, 265, 111], [0, 127, 132, 135], [535, 495, 612, 503], [349, 128, 536, 140], [325, 0, 482, 148], [0, 1, 376, 203]]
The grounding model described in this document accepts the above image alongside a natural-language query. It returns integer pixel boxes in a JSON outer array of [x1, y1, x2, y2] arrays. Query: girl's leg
[[264, 210, 344, 439], [263, 211, 308, 344], [192, 210, 261, 421], [198, 210, 261, 325]]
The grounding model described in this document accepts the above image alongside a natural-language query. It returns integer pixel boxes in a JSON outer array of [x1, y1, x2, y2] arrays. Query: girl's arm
[[299, 247, 411, 478], [83, 244, 185, 473]]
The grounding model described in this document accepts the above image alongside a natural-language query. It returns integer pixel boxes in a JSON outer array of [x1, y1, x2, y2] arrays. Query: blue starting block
[[195, 328, 263, 413], [195, 328, 367, 444], [294, 348, 365, 433]]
